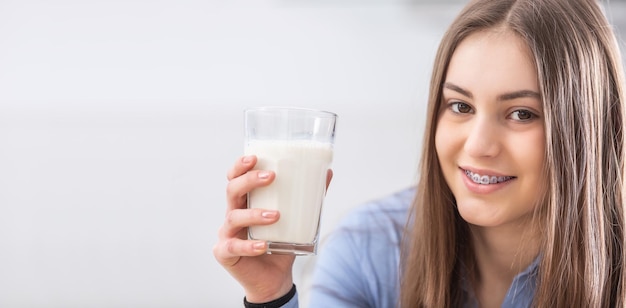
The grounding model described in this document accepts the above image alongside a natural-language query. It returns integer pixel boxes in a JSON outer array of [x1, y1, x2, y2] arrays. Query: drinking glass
[[244, 107, 337, 255]]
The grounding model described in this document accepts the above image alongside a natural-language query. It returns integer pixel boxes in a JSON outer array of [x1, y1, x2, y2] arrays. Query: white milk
[[245, 140, 333, 244]]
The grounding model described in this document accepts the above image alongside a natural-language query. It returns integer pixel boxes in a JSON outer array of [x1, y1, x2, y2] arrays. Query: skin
[[435, 29, 545, 307], [214, 155, 332, 303]]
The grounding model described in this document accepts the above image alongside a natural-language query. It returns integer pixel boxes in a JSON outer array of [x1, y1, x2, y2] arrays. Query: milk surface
[[245, 140, 333, 244]]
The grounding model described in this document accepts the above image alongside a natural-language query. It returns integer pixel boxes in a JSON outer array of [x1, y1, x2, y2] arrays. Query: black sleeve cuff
[[243, 284, 297, 308]]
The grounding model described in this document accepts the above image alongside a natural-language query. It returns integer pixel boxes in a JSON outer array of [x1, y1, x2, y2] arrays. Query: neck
[[468, 218, 539, 306]]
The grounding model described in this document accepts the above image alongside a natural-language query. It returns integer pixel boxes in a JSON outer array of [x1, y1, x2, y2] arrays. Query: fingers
[[213, 238, 268, 267], [227, 155, 256, 181], [219, 155, 279, 264], [215, 208, 280, 265], [226, 170, 275, 210], [219, 208, 280, 238], [226, 155, 275, 211]]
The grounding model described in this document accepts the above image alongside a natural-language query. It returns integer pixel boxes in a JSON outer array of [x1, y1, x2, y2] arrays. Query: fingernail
[[253, 242, 266, 250], [261, 211, 277, 219], [258, 171, 270, 179], [242, 156, 252, 164]]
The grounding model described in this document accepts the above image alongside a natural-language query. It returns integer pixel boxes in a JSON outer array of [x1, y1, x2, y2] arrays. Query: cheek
[[507, 129, 547, 198], [434, 122, 456, 161], [516, 131, 545, 174]]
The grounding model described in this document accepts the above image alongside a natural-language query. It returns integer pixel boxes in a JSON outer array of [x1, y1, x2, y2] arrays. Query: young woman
[[215, 0, 626, 307]]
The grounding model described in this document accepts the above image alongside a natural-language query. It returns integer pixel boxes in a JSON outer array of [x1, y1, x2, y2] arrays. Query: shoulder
[[325, 186, 415, 265], [309, 187, 415, 307]]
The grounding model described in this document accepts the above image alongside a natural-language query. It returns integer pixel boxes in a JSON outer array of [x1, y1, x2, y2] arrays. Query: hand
[[213, 155, 333, 302]]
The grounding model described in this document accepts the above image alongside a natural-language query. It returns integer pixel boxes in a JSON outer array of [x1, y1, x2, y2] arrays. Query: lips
[[462, 168, 516, 185]]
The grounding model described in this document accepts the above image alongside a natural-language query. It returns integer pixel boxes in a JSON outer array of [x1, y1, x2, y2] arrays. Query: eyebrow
[[443, 82, 541, 101]]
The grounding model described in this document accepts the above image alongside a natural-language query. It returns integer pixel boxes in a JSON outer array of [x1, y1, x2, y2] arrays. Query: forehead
[[445, 29, 539, 94]]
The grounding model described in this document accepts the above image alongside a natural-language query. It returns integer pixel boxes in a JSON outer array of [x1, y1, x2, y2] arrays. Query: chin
[[455, 201, 507, 227]]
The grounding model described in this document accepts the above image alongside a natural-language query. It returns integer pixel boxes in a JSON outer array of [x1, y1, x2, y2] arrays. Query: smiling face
[[435, 29, 546, 228]]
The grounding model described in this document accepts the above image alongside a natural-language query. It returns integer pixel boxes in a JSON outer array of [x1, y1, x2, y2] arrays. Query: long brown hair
[[400, 0, 626, 307]]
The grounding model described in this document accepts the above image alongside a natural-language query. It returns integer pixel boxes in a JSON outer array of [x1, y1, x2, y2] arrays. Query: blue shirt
[[282, 188, 538, 307]]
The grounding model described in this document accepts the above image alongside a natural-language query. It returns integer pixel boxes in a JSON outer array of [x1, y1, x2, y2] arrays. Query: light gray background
[[1, 1, 624, 307]]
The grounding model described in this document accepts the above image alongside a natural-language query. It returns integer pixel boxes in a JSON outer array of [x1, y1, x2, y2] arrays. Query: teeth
[[480, 175, 489, 184], [472, 173, 480, 183], [464, 170, 513, 185]]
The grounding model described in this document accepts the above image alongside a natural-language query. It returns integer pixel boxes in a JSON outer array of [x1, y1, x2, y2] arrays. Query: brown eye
[[510, 109, 535, 121], [451, 102, 472, 114]]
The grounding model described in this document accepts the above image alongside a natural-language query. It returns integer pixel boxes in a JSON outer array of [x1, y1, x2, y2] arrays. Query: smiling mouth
[[463, 169, 516, 185]]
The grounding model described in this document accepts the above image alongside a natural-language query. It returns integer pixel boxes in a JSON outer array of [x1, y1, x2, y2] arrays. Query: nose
[[463, 116, 501, 158]]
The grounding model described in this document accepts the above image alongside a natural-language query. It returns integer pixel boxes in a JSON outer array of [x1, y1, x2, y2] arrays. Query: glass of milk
[[244, 107, 337, 255]]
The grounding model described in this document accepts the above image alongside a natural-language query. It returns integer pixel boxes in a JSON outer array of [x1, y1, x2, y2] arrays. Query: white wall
[[0, 1, 624, 307]]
